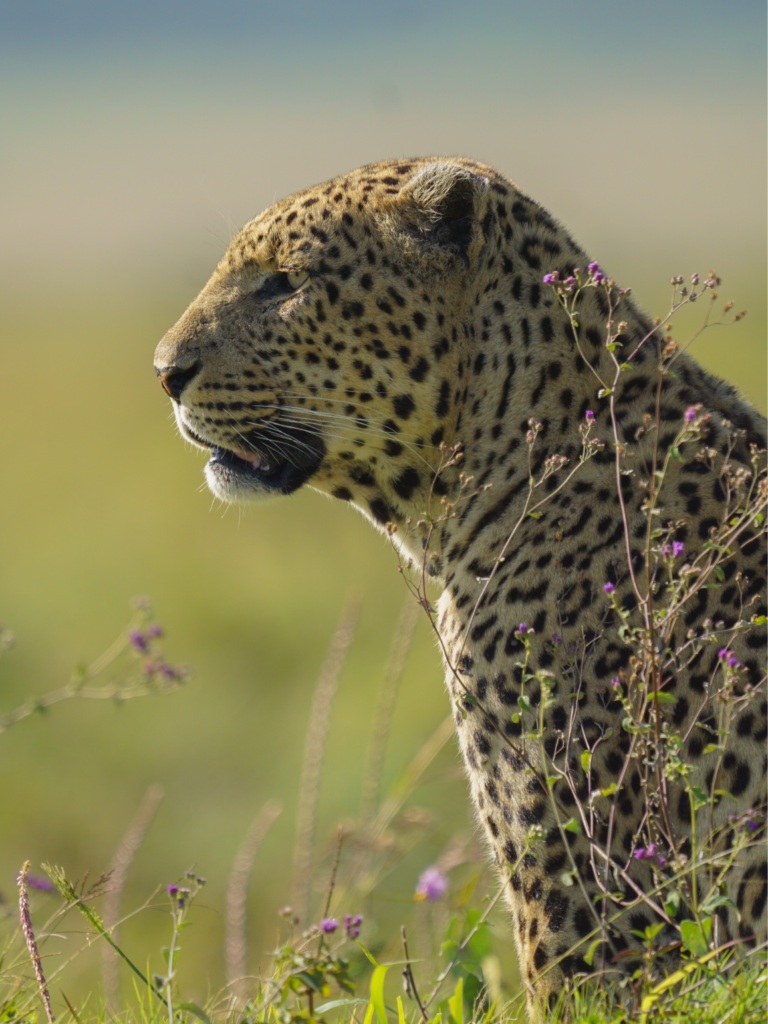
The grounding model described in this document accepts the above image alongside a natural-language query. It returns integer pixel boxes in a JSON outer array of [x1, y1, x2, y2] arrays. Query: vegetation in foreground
[[3, 271, 766, 1023]]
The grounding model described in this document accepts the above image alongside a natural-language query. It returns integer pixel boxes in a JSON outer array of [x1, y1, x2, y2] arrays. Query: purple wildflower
[[415, 866, 449, 903], [718, 648, 729, 660], [321, 918, 339, 933], [518, 622, 529, 634], [728, 656, 738, 668], [147, 624, 163, 638], [603, 582, 615, 594], [672, 541, 685, 558], [634, 843, 658, 861], [585, 410, 595, 424], [542, 273, 555, 285], [593, 272, 605, 284], [610, 677, 621, 688], [685, 407, 697, 422], [167, 885, 179, 897], [551, 632, 562, 645], [128, 630, 148, 652], [23, 874, 56, 893], [588, 262, 601, 274]]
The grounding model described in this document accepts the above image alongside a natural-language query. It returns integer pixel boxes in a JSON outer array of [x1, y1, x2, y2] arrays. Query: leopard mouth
[[180, 419, 325, 499]]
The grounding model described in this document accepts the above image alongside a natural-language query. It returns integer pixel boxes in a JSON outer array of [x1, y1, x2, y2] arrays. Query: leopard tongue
[[235, 448, 270, 472]]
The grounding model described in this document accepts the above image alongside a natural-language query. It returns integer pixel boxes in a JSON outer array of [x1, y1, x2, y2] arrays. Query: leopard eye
[[286, 270, 309, 290]]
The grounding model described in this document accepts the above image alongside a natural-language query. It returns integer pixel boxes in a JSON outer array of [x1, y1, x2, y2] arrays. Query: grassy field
[[1, 264, 765, 1014], [1, 7, 765, 1015]]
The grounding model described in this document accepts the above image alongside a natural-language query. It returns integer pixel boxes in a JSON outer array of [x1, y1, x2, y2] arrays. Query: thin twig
[[401, 925, 427, 1023], [317, 828, 345, 955]]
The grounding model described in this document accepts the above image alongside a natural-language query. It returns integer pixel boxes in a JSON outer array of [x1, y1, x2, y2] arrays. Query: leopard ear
[[394, 162, 491, 263]]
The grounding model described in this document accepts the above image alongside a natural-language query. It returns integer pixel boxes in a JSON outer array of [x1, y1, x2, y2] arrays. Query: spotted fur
[[154, 158, 767, 1010]]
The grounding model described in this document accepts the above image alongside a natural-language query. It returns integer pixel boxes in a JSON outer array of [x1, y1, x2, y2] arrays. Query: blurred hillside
[[0, 0, 765, 1005]]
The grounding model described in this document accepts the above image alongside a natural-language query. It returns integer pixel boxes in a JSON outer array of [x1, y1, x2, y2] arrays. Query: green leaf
[[369, 965, 390, 1024], [680, 919, 710, 958], [517, 695, 531, 713], [580, 750, 591, 773], [357, 942, 380, 967], [447, 977, 464, 1024], [649, 691, 676, 704], [669, 446, 681, 460], [178, 1004, 211, 1024], [397, 996, 407, 1024], [564, 817, 582, 834], [689, 785, 708, 810], [583, 938, 605, 966], [316, 1000, 368, 1014], [701, 894, 740, 920], [663, 889, 680, 919], [600, 782, 618, 797], [753, 615, 766, 625], [597, 387, 612, 398]]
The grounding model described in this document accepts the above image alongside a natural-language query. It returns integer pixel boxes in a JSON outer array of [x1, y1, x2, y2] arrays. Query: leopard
[[153, 157, 767, 1013]]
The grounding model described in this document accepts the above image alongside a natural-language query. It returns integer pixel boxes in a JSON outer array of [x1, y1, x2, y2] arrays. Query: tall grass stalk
[[225, 798, 282, 1005], [292, 595, 361, 923], [102, 783, 165, 1009]]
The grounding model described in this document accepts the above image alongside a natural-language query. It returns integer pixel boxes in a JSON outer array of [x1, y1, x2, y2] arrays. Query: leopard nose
[[155, 360, 202, 401]]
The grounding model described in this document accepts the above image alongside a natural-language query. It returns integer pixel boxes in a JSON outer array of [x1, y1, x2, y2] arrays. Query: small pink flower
[[415, 866, 448, 902], [718, 648, 729, 660], [321, 918, 339, 933], [685, 407, 697, 422], [672, 541, 685, 558], [585, 410, 596, 424], [603, 582, 614, 594]]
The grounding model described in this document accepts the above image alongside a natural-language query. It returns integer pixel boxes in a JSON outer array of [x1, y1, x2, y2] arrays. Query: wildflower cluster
[[0, 598, 188, 737]]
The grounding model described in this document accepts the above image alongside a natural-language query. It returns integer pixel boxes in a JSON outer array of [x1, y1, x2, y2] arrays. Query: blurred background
[[1, 0, 765, 1007]]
